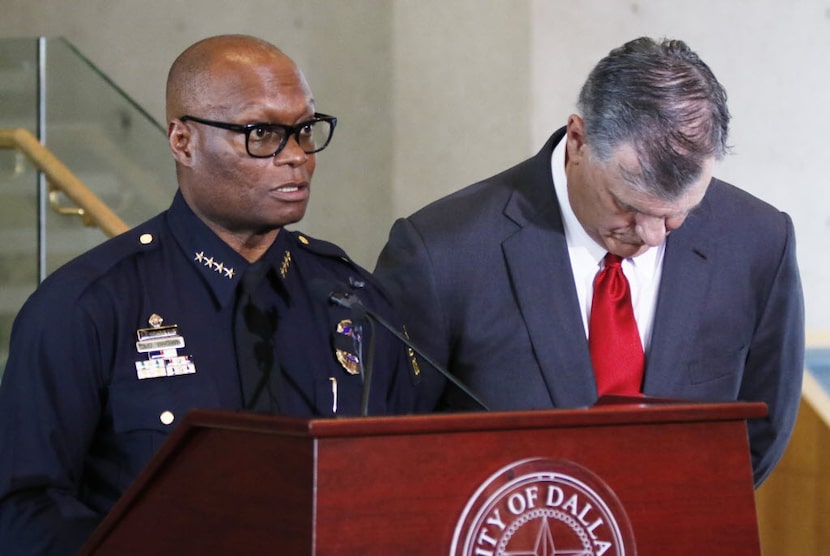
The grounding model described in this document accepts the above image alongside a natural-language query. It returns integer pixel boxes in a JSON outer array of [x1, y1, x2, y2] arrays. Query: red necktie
[[589, 253, 644, 396]]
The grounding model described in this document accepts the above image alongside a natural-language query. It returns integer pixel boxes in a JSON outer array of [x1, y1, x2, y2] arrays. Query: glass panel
[[0, 38, 39, 376], [43, 37, 175, 273], [0, 37, 176, 377]]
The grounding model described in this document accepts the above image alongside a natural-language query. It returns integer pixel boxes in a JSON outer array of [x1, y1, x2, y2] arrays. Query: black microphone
[[310, 278, 490, 412], [325, 288, 367, 319]]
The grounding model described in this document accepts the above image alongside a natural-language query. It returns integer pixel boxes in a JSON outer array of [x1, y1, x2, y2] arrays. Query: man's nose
[[634, 214, 668, 247], [274, 134, 310, 166]]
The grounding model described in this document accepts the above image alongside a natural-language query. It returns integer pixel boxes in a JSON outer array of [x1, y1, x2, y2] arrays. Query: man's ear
[[168, 119, 194, 167], [565, 114, 587, 164]]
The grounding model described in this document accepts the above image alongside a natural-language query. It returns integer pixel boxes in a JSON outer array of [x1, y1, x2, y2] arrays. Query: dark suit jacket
[[374, 127, 805, 486]]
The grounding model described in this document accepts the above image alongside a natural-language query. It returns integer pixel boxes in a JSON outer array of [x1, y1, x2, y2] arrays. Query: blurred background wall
[[1, 0, 827, 332]]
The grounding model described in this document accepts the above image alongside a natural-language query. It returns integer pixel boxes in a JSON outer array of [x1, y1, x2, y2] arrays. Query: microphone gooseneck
[[310, 278, 490, 412]]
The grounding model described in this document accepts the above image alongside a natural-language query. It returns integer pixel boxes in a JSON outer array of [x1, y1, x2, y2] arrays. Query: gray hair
[[577, 37, 730, 199]]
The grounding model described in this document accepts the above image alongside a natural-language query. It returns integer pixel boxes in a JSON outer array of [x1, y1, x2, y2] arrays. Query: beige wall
[[2, 0, 828, 331]]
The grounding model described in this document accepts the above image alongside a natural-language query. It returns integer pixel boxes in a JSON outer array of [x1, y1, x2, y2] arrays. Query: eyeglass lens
[[247, 120, 332, 157]]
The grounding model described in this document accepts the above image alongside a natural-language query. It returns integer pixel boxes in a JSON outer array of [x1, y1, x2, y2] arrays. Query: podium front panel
[[82, 403, 763, 555], [312, 418, 758, 555]]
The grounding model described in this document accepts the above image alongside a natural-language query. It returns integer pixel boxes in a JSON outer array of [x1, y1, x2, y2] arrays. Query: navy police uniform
[[0, 191, 419, 554]]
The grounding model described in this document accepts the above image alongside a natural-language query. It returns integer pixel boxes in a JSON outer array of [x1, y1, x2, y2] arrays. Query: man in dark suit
[[374, 37, 804, 487]]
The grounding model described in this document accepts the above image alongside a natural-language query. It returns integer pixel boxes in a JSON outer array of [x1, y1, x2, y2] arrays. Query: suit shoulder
[[410, 158, 535, 220], [407, 133, 561, 231], [707, 179, 780, 213], [683, 179, 795, 267], [704, 179, 792, 234]]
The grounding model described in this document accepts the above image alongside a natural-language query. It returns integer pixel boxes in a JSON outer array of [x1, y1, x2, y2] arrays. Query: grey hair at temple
[[577, 37, 731, 199]]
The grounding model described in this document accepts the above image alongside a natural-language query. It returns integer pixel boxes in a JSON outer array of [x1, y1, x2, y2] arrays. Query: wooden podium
[[81, 399, 765, 555]]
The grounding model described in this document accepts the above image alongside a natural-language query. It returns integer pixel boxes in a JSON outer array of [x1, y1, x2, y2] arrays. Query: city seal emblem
[[450, 458, 636, 556]]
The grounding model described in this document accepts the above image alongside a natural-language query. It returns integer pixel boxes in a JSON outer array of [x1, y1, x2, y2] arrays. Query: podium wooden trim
[[81, 400, 766, 555]]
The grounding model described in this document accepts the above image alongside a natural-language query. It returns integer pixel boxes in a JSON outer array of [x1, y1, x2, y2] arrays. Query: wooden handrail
[[0, 127, 128, 237]]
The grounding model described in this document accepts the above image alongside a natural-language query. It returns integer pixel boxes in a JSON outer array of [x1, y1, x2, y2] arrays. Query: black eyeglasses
[[180, 113, 337, 158]]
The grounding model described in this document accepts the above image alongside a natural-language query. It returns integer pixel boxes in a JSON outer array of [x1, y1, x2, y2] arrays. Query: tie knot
[[604, 253, 623, 268]]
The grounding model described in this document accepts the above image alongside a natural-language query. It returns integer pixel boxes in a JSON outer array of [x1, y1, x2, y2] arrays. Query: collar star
[[193, 251, 236, 280]]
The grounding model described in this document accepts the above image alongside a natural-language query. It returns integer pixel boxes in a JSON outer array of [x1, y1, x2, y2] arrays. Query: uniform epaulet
[[32, 215, 165, 304], [70, 221, 160, 273], [286, 229, 351, 261], [283, 229, 382, 295]]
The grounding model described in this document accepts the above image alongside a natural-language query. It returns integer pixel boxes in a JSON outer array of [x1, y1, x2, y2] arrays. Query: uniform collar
[[166, 191, 291, 309]]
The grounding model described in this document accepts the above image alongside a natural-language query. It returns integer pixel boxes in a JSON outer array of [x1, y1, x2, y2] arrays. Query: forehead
[[200, 49, 314, 116], [597, 143, 711, 216]]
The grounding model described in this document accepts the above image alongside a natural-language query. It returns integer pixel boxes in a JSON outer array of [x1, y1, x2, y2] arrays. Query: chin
[[276, 210, 307, 228], [607, 240, 645, 258]]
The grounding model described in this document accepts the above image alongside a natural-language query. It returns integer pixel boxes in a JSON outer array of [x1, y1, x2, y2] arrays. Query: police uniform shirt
[[0, 190, 417, 554]]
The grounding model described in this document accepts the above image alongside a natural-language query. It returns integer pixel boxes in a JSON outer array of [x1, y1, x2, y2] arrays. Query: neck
[[217, 226, 281, 263]]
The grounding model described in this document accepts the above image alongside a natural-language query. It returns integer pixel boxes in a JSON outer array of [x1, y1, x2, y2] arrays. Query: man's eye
[[298, 123, 315, 137], [251, 126, 275, 140], [614, 199, 636, 213]]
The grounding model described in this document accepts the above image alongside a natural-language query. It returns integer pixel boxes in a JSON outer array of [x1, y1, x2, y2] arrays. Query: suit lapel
[[644, 203, 716, 394], [501, 132, 598, 408]]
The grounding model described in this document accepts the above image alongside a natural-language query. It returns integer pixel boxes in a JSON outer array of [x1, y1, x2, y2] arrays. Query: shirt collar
[[551, 134, 606, 267]]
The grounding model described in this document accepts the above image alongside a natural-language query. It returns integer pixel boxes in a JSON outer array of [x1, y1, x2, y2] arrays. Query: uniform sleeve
[[0, 290, 106, 554], [374, 217, 451, 411], [740, 213, 805, 487]]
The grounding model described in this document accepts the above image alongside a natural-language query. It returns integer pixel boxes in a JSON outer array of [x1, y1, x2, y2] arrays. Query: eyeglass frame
[[179, 113, 337, 158]]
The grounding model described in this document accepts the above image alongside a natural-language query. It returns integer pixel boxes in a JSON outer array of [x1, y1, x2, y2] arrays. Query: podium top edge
[[179, 400, 767, 439]]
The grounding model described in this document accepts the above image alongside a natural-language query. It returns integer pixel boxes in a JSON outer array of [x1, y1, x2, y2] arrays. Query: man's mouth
[[271, 182, 309, 200]]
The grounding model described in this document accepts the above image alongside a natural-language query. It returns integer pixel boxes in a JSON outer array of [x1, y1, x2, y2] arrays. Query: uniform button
[[298, 235, 309, 245], [140, 233, 154, 245], [160, 410, 175, 425]]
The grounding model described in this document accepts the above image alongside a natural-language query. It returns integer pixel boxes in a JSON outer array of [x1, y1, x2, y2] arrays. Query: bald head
[[166, 34, 306, 122]]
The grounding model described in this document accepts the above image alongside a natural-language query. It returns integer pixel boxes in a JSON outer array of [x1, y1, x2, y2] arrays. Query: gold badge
[[335, 319, 361, 375]]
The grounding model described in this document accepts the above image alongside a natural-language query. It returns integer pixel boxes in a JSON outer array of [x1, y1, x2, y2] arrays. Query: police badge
[[334, 319, 361, 375]]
